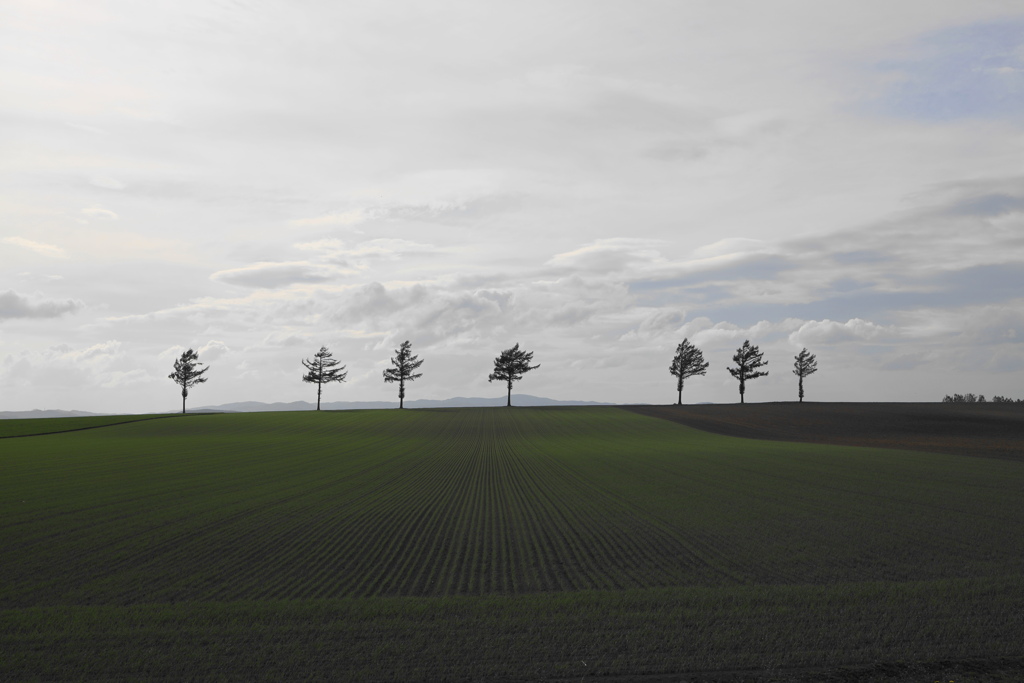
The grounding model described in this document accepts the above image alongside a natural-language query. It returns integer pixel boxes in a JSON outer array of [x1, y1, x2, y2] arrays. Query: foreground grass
[[5, 578, 1024, 681], [2, 407, 1023, 680]]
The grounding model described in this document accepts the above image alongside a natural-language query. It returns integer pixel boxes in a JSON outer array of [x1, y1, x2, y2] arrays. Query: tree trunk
[[739, 378, 745, 404], [399, 381, 404, 409], [799, 376, 804, 403], [677, 386, 682, 405], [316, 382, 322, 411], [507, 381, 512, 407], [182, 391, 186, 415]]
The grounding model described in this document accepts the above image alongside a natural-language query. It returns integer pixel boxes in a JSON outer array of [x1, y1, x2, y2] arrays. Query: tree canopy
[[383, 340, 424, 409], [792, 348, 818, 403], [302, 346, 347, 411], [727, 340, 768, 404], [168, 348, 209, 414], [488, 343, 539, 407], [669, 339, 709, 405]]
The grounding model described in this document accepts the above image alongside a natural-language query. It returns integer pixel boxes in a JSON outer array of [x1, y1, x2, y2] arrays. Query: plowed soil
[[623, 402, 1024, 461]]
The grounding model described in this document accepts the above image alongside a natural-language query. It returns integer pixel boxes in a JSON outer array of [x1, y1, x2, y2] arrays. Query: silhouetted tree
[[727, 340, 768, 404], [792, 348, 818, 403], [302, 346, 347, 411], [669, 338, 709, 405], [168, 348, 209, 414], [383, 340, 424, 409], [488, 343, 539, 407]]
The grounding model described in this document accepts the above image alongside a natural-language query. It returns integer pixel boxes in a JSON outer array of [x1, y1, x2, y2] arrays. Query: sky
[[2, 0, 1023, 413]]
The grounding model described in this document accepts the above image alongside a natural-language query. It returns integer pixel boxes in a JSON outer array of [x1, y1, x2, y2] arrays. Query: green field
[[2, 407, 1023, 681]]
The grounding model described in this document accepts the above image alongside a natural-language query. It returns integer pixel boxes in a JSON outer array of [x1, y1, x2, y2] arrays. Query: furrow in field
[[244, 440, 459, 598], [498, 430, 582, 592], [63, 420, 433, 603], [531, 421, 775, 581], [334, 415, 484, 597], [510, 412, 693, 590], [112, 435, 428, 602], [370, 422, 484, 596], [502, 411, 752, 587], [484, 412, 582, 592], [3, 423, 424, 603], [500, 414, 671, 585], [389, 419, 485, 596], [206, 415, 476, 599]]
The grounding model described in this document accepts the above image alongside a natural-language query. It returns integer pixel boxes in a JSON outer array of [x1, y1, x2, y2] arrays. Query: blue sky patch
[[871, 18, 1024, 121]]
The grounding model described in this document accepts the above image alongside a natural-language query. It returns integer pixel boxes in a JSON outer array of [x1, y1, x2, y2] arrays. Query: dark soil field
[[624, 402, 1024, 461]]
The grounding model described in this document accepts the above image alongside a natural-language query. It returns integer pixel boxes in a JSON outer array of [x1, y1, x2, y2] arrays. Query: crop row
[[3, 407, 1024, 607]]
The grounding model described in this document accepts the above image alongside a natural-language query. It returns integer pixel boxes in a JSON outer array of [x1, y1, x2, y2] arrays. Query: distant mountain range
[[0, 396, 614, 419], [0, 409, 108, 419], [197, 395, 615, 412]]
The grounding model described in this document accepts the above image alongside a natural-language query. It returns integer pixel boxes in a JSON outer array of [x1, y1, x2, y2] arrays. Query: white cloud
[[616, 309, 688, 343], [689, 320, 777, 349], [210, 262, 345, 289], [66, 339, 122, 362], [547, 239, 664, 272], [258, 332, 311, 348], [691, 238, 772, 260], [4, 237, 68, 259], [198, 340, 230, 361], [100, 368, 151, 389], [0, 340, 157, 399], [288, 208, 385, 228], [0, 290, 81, 319], [80, 206, 119, 220], [90, 176, 125, 190], [159, 345, 187, 361], [345, 169, 507, 212], [294, 238, 439, 267], [789, 318, 892, 346]]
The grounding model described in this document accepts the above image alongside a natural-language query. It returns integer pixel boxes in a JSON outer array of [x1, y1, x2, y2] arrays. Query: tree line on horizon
[[942, 393, 1023, 403], [168, 339, 826, 414]]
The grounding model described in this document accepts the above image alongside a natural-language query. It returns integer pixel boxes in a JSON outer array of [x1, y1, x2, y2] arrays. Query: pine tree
[[792, 348, 818, 403], [383, 340, 424, 409], [669, 339, 709, 405], [168, 348, 209, 414], [488, 343, 539, 407], [301, 346, 347, 410], [727, 340, 768, 404]]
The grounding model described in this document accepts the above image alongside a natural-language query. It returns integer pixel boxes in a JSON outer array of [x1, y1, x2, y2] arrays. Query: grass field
[[2, 406, 1023, 681]]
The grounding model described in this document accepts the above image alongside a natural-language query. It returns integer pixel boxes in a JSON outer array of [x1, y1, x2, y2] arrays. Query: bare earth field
[[623, 402, 1024, 461]]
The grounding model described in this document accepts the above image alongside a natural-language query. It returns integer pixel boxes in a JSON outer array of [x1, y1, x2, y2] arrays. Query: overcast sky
[[2, 1, 1023, 413]]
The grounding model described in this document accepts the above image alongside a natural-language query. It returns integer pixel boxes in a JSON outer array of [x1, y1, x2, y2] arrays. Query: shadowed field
[[624, 401, 1024, 460], [2, 406, 1023, 681]]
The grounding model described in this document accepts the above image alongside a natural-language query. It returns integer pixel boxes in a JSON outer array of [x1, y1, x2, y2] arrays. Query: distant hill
[[0, 409, 107, 420], [197, 395, 614, 412]]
